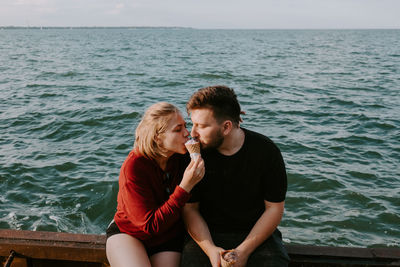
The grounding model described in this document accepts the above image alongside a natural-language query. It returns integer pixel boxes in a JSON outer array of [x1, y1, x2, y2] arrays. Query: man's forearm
[[183, 203, 226, 267], [183, 203, 216, 254], [236, 201, 285, 257]]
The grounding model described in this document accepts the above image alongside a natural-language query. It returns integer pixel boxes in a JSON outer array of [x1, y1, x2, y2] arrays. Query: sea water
[[0, 28, 399, 248]]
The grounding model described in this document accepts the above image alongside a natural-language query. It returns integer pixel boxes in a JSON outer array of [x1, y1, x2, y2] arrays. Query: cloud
[[1, 0, 400, 28], [14, 0, 50, 5], [12, 0, 58, 14], [107, 3, 125, 15]]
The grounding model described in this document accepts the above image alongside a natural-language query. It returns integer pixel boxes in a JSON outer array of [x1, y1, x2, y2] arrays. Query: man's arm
[[234, 200, 285, 267], [183, 202, 225, 267]]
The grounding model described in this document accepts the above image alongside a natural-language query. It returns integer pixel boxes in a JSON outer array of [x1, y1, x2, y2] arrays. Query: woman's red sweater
[[114, 150, 191, 247]]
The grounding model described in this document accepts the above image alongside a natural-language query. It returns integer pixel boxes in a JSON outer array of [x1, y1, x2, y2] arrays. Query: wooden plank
[[286, 244, 400, 266], [1, 229, 400, 266], [286, 244, 400, 259], [0, 229, 108, 265], [0, 229, 105, 245], [0, 257, 28, 267]]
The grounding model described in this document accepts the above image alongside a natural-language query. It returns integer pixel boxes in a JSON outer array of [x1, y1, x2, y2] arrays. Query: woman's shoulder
[[123, 150, 157, 174]]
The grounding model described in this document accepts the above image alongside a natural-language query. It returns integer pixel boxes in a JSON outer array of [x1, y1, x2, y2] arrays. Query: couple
[[106, 85, 290, 267]]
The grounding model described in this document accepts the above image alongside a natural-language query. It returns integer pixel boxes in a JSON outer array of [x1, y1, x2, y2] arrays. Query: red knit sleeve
[[120, 158, 191, 237]]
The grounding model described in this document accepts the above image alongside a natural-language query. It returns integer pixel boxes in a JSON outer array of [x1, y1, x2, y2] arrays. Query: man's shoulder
[[243, 128, 279, 150]]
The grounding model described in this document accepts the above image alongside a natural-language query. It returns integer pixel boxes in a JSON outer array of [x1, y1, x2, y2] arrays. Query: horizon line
[[1, 25, 399, 30]]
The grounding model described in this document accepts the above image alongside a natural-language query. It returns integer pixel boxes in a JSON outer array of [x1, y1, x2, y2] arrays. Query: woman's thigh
[[150, 251, 181, 267], [106, 233, 151, 267]]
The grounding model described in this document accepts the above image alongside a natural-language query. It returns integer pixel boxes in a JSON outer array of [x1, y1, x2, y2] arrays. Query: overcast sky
[[1, 0, 399, 29]]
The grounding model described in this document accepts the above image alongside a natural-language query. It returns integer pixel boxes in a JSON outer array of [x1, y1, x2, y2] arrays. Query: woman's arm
[[122, 175, 190, 236], [121, 157, 204, 237]]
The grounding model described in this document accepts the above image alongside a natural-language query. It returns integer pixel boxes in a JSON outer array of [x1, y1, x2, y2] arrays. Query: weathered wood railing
[[1, 229, 399, 266]]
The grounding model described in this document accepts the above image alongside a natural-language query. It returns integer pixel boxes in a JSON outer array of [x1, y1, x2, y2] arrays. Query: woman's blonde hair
[[134, 102, 180, 159]]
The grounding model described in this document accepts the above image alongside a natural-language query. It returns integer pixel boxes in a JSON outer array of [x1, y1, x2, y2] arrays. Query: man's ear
[[222, 120, 233, 136]]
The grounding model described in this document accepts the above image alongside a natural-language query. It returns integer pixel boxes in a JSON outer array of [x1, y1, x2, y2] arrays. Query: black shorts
[[106, 221, 184, 257]]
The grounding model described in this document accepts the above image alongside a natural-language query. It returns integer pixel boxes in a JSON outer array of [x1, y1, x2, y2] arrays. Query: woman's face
[[159, 112, 190, 155]]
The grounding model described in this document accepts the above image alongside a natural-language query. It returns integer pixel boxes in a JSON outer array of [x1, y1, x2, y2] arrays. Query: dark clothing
[[189, 128, 287, 233], [106, 221, 184, 256], [181, 229, 290, 267], [184, 128, 289, 266], [113, 149, 191, 248]]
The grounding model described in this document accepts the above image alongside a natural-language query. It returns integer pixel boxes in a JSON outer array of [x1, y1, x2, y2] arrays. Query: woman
[[106, 102, 205, 267]]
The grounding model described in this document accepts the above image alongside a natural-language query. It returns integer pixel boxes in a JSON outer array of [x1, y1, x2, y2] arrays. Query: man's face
[[190, 108, 224, 150]]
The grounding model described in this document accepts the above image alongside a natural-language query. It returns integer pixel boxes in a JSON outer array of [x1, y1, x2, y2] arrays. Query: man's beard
[[200, 129, 224, 151]]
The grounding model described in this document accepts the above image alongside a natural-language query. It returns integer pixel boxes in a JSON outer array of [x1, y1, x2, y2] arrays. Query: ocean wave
[[188, 72, 234, 79], [35, 70, 85, 79], [54, 161, 78, 172], [25, 83, 54, 88]]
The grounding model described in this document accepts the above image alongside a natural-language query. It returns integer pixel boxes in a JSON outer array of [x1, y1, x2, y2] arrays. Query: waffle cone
[[185, 140, 200, 154], [185, 142, 200, 154]]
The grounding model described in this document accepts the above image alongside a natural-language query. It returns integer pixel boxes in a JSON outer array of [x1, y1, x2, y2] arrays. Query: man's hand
[[233, 200, 285, 266], [207, 246, 225, 267], [231, 248, 250, 267]]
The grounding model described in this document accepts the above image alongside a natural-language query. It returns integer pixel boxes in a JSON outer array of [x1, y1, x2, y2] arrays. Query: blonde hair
[[134, 102, 180, 159]]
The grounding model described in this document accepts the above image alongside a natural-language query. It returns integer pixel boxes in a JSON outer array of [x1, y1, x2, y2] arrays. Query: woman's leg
[[106, 233, 151, 267], [150, 251, 181, 267]]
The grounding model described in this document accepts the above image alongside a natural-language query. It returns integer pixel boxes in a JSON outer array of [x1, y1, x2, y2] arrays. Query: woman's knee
[[106, 234, 151, 267]]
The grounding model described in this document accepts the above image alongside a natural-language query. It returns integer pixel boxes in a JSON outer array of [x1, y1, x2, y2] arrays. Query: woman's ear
[[155, 133, 163, 146]]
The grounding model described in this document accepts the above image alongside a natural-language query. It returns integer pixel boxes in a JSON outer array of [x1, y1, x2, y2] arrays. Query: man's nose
[[191, 126, 198, 138]]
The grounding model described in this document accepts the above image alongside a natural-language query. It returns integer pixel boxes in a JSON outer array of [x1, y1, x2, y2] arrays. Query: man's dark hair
[[187, 85, 241, 126]]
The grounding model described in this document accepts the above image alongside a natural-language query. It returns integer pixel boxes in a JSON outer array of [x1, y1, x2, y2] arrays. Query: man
[[181, 85, 289, 267]]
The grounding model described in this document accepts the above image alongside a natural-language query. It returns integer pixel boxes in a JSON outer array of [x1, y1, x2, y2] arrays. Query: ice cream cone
[[220, 250, 237, 267], [185, 139, 200, 159]]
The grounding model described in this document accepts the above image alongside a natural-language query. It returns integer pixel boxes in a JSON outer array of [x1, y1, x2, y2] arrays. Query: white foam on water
[[31, 220, 41, 231], [7, 211, 16, 219], [344, 209, 361, 217], [7, 211, 22, 229], [49, 215, 59, 222]]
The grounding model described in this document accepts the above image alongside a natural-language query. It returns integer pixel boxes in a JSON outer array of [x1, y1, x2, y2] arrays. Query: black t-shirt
[[190, 128, 287, 233]]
